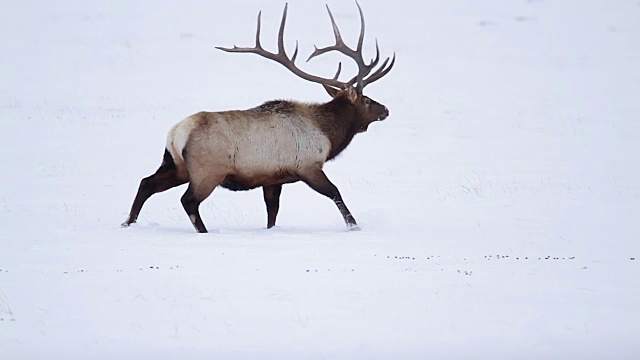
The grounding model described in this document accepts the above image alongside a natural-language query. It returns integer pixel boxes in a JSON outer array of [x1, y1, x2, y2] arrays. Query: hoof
[[121, 220, 135, 228], [348, 224, 361, 231], [121, 215, 135, 228]]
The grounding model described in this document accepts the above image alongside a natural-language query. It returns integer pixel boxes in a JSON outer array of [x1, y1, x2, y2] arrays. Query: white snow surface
[[1, 0, 639, 358]]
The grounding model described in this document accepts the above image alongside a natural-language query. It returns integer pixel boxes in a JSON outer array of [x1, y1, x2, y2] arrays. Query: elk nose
[[378, 106, 389, 121]]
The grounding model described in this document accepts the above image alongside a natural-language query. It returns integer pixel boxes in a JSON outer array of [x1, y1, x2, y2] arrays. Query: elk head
[[216, 2, 394, 132], [323, 86, 390, 133]]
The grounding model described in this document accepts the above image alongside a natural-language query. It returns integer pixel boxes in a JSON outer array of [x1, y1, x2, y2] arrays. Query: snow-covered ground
[[1, 0, 639, 358]]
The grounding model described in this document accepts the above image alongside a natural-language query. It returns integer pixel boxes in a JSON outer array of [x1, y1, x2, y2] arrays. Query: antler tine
[[256, 11, 262, 48], [215, 9, 265, 53], [333, 62, 342, 80], [327, 5, 345, 47], [361, 53, 396, 88], [306, 5, 346, 62], [370, 39, 380, 68], [277, 4, 288, 54], [355, 1, 365, 52], [291, 40, 299, 63]]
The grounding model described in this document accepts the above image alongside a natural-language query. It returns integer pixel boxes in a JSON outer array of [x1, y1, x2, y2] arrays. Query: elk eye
[[364, 98, 371, 106]]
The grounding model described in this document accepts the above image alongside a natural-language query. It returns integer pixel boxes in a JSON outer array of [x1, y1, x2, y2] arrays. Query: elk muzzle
[[378, 106, 389, 121]]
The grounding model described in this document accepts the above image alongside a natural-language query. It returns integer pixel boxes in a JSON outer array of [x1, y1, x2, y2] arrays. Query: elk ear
[[323, 84, 341, 98], [346, 87, 358, 102]]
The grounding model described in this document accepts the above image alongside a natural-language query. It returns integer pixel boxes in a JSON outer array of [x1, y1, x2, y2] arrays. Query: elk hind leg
[[263, 184, 283, 229], [122, 149, 188, 227]]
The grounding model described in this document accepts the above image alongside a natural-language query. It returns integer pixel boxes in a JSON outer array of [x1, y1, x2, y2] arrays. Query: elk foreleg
[[180, 186, 207, 233], [301, 168, 358, 230], [180, 176, 222, 233], [262, 184, 283, 229]]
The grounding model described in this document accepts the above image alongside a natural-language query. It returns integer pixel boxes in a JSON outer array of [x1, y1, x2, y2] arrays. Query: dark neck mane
[[315, 95, 362, 161]]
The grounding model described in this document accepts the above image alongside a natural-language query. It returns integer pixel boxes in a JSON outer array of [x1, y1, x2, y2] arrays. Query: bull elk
[[122, 3, 395, 233]]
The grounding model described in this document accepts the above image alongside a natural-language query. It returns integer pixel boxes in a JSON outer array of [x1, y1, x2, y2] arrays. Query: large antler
[[216, 2, 394, 93], [307, 2, 395, 93], [216, 4, 347, 89]]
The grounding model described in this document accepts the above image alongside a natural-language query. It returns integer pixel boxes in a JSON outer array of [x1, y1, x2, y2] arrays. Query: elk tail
[[165, 116, 194, 180]]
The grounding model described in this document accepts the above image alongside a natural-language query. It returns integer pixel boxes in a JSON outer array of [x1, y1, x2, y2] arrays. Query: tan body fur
[[122, 90, 389, 233], [167, 103, 331, 198]]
